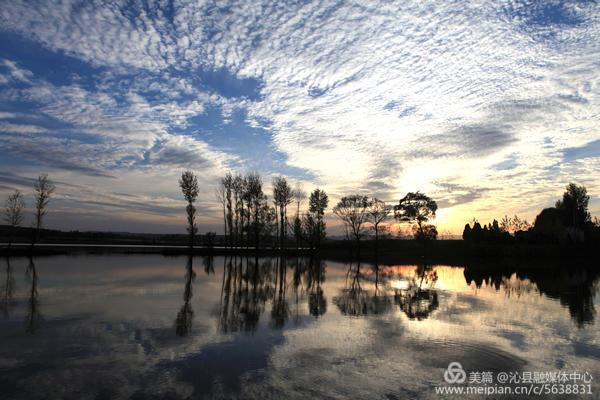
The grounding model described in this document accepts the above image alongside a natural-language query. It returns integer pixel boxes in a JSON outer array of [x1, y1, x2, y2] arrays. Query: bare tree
[[272, 176, 293, 249], [291, 184, 307, 250], [232, 174, 244, 246], [500, 214, 531, 235], [215, 186, 226, 246], [179, 171, 199, 249], [293, 184, 306, 217], [33, 175, 55, 246], [4, 190, 25, 249], [333, 195, 370, 253], [366, 198, 392, 253], [220, 173, 234, 247]]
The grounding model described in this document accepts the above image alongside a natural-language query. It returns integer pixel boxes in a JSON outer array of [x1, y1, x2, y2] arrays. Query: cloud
[[0, 0, 599, 232], [563, 139, 600, 161], [0, 59, 33, 83]]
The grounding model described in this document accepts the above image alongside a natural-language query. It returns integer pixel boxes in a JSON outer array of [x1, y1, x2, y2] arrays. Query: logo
[[444, 361, 466, 384]]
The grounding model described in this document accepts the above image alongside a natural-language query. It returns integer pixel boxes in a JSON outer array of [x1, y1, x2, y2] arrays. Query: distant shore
[[1, 238, 597, 267]]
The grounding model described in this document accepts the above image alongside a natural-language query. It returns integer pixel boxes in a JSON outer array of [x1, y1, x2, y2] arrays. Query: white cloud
[[1, 0, 599, 231]]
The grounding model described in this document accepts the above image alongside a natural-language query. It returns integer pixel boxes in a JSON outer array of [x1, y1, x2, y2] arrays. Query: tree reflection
[[306, 257, 327, 317], [175, 255, 196, 337], [333, 261, 392, 316], [25, 256, 41, 334], [203, 256, 214, 275], [218, 255, 330, 332], [270, 256, 289, 329], [394, 263, 439, 320], [464, 265, 599, 328], [1, 257, 15, 318], [219, 256, 274, 333]]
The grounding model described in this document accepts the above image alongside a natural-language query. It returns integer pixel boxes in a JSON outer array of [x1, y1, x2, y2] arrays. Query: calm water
[[0, 255, 599, 399]]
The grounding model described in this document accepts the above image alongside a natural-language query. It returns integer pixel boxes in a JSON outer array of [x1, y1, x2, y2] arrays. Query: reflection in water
[[219, 256, 274, 333], [1, 255, 599, 400], [175, 255, 196, 337], [393, 263, 439, 320], [202, 256, 214, 275], [334, 261, 393, 316], [271, 256, 289, 329], [24, 256, 41, 334], [464, 265, 599, 327], [1, 257, 15, 318], [306, 257, 327, 317], [218, 256, 330, 332]]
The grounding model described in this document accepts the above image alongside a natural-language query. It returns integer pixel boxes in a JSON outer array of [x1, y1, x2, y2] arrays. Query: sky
[[0, 0, 599, 235]]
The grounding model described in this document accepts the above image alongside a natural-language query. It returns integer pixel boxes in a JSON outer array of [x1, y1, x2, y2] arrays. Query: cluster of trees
[[463, 216, 531, 243], [181, 169, 441, 253], [3, 174, 55, 249], [463, 183, 599, 245], [332, 191, 438, 253], [215, 171, 329, 250], [179, 170, 330, 250]]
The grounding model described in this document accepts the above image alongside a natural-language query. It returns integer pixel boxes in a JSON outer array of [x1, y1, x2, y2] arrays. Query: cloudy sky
[[0, 0, 599, 234]]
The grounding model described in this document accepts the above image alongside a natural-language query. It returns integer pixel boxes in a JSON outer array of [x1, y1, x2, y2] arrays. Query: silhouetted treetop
[[555, 183, 591, 229], [394, 192, 437, 225]]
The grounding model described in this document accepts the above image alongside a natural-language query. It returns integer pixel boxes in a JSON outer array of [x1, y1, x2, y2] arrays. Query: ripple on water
[[410, 338, 527, 373]]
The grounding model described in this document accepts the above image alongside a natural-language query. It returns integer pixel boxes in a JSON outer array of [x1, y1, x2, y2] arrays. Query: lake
[[0, 255, 599, 399]]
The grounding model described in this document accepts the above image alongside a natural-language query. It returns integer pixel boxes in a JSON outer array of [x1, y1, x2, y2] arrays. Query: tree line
[[463, 183, 600, 245], [179, 171, 329, 251], [180, 170, 440, 253]]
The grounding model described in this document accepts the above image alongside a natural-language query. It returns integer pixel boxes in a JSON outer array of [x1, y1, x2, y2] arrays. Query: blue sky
[[0, 0, 599, 234]]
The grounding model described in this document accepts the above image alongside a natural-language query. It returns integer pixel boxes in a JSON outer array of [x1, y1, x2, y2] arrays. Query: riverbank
[[1, 239, 597, 267]]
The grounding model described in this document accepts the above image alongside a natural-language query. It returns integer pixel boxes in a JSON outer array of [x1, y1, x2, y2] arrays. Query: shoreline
[[1, 240, 597, 268]]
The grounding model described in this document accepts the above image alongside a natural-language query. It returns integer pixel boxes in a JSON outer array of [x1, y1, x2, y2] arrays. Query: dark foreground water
[[0, 255, 599, 399]]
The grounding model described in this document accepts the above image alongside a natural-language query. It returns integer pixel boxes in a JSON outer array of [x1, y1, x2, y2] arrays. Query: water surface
[[0, 255, 599, 399]]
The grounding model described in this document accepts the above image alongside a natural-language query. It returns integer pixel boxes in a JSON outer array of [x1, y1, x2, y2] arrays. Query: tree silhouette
[[292, 185, 307, 250], [246, 173, 267, 249], [220, 173, 233, 247], [232, 174, 244, 246], [215, 185, 226, 246], [272, 176, 293, 250], [308, 189, 328, 249], [333, 195, 370, 253], [556, 183, 591, 229], [179, 170, 199, 249], [4, 190, 25, 249], [32, 174, 55, 247], [394, 192, 437, 245], [366, 198, 392, 254]]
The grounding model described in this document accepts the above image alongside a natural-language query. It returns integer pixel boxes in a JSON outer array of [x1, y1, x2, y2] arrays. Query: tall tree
[[366, 198, 392, 253], [333, 195, 370, 252], [33, 174, 55, 247], [220, 173, 234, 247], [394, 192, 437, 244], [272, 176, 293, 249], [556, 183, 591, 229], [215, 186, 226, 246], [308, 189, 328, 249], [292, 184, 307, 250], [245, 173, 266, 249], [4, 190, 25, 249], [232, 174, 244, 246], [293, 184, 306, 217], [179, 171, 199, 249]]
